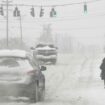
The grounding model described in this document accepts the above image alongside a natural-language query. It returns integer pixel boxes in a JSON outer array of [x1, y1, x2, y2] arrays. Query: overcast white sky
[[0, 0, 105, 46]]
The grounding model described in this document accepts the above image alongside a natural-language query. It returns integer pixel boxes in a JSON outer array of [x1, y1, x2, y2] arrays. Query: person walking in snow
[[100, 58, 105, 88]]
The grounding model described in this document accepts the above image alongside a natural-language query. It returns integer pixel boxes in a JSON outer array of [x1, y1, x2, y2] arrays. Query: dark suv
[[33, 43, 58, 64]]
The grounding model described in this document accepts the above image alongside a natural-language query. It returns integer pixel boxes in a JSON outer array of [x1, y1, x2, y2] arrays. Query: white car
[[34, 44, 58, 64]]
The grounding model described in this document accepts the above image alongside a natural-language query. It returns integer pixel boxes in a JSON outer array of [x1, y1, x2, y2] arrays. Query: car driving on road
[[33, 43, 58, 64], [0, 49, 46, 102]]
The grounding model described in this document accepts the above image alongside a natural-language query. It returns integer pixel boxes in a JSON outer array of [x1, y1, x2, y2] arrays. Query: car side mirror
[[56, 47, 58, 49], [40, 66, 46, 71], [30, 47, 35, 50]]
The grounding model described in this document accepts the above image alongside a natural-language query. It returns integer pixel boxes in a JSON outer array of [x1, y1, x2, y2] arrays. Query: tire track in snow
[[76, 56, 95, 89], [52, 55, 87, 105], [44, 55, 86, 105], [45, 55, 75, 99], [46, 66, 66, 97], [86, 57, 95, 87]]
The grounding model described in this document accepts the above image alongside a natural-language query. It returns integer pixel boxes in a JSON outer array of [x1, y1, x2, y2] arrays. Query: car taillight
[[27, 70, 35, 75], [27, 70, 39, 75]]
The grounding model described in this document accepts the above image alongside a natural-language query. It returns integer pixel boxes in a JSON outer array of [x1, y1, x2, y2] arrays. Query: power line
[[11, 26, 105, 30], [0, 24, 105, 31], [0, 0, 102, 7]]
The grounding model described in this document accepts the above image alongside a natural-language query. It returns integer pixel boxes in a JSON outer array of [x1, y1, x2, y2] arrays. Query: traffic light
[[40, 8, 44, 17], [17, 10, 20, 17], [84, 3, 87, 13], [0, 6, 4, 16], [13, 7, 18, 17], [13, 10, 16, 17], [30, 7, 35, 17], [13, 7, 20, 17], [50, 8, 56, 17]]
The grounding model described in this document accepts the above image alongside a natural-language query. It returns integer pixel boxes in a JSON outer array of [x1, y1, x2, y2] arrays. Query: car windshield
[[48, 45, 55, 48], [36, 44, 45, 48], [36, 44, 55, 48], [0, 57, 33, 70]]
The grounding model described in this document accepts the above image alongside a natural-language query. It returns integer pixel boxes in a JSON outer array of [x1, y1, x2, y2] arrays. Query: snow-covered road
[[0, 54, 105, 105]]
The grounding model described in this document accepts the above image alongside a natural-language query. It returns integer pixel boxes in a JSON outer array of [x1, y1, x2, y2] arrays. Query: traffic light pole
[[6, 0, 9, 47], [19, 14, 23, 45]]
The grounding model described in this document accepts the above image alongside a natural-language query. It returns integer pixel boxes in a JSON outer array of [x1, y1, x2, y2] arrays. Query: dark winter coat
[[100, 58, 105, 80]]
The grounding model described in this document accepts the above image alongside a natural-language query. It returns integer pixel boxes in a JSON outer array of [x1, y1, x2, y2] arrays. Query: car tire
[[39, 83, 45, 101], [30, 82, 39, 103]]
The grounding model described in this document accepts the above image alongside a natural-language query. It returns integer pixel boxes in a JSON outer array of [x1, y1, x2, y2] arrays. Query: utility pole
[[6, 0, 9, 47], [19, 14, 23, 45], [2, 0, 11, 47]]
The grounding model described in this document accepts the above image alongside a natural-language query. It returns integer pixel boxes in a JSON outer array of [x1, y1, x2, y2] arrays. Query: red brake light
[[27, 70, 35, 75]]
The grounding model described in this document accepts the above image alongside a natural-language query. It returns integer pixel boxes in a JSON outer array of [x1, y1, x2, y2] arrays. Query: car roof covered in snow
[[0, 49, 29, 58]]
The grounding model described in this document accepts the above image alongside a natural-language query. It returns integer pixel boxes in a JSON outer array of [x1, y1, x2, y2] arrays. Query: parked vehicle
[[0, 49, 46, 102], [33, 43, 58, 64]]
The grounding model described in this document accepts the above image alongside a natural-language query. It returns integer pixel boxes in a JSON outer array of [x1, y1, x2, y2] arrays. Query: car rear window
[[0, 57, 33, 69], [36, 44, 45, 48], [36, 44, 55, 48]]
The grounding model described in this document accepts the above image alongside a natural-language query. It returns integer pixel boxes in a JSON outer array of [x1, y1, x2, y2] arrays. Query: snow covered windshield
[[0, 57, 33, 69]]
